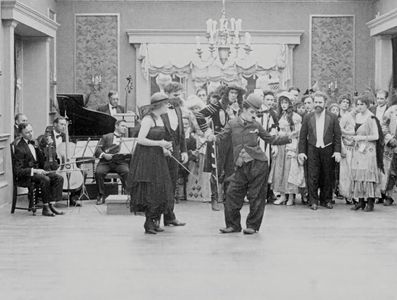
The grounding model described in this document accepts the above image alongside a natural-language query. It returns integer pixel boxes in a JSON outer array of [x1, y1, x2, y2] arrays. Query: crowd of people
[[12, 77, 397, 235]]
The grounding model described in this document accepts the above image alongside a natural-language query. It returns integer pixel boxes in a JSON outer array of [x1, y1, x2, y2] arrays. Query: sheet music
[[113, 113, 136, 128], [119, 138, 138, 154], [73, 140, 99, 158]]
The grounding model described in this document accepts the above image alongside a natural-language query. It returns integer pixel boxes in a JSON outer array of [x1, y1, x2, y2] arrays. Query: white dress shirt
[[53, 130, 63, 148], [315, 110, 326, 148], [109, 104, 118, 116], [167, 107, 179, 131]]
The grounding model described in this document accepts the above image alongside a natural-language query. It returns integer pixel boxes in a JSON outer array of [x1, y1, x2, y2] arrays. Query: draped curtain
[[138, 43, 291, 90]]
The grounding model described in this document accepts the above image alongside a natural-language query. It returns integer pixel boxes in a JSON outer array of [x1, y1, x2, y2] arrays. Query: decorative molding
[[367, 7, 397, 36], [1, 1, 59, 37], [74, 14, 120, 108], [309, 15, 355, 96], [0, 134, 11, 142], [127, 29, 303, 45]]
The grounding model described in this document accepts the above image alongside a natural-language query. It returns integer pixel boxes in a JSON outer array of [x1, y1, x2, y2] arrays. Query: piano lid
[[57, 93, 116, 138]]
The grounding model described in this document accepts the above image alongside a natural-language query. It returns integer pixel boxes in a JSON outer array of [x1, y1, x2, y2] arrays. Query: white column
[[374, 35, 393, 90], [2, 20, 18, 136], [133, 43, 150, 109]]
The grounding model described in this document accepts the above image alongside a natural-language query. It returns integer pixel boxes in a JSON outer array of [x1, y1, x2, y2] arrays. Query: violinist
[[94, 119, 130, 205], [43, 117, 67, 150], [14, 123, 64, 217]]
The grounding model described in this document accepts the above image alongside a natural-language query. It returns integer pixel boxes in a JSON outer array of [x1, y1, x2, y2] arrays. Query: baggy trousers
[[307, 144, 335, 205], [224, 160, 269, 231]]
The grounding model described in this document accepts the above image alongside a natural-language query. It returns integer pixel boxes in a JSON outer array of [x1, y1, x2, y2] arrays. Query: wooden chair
[[10, 142, 40, 215]]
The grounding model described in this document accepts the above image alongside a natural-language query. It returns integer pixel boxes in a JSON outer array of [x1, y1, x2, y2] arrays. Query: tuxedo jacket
[[97, 104, 125, 115], [298, 110, 341, 155], [369, 104, 389, 119], [13, 138, 45, 187], [161, 106, 187, 155], [95, 132, 131, 163]]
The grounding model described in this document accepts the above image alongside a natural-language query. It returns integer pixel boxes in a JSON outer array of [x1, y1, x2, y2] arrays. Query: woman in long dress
[[127, 92, 173, 234], [338, 96, 356, 204], [350, 95, 383, 212], [269, 92, 302, 206]]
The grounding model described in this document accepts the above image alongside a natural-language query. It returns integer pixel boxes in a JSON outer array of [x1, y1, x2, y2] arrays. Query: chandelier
[[196, 0, 252, 65]]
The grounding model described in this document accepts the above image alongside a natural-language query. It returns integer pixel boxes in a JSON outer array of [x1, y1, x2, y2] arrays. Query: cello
[[56, 118, 84, 195]]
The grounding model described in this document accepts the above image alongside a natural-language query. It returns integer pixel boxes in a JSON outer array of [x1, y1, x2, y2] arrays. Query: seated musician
[[97, 90, 125, 116], [41, 117, 81, 207], [14, 123, 64, 217], [95, 119, 130, 205], [43, 117, 67, 149]]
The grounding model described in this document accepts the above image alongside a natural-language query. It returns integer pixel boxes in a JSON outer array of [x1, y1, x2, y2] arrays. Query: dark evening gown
[[127, 122, 173, 231]]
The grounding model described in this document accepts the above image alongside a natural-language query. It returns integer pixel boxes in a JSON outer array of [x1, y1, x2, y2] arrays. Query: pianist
[[94, 119, 130, 205], [97, 90, 125, 116]]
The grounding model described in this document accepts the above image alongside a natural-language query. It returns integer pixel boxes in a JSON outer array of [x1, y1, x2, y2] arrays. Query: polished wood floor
[[0, 197, 396, 300]]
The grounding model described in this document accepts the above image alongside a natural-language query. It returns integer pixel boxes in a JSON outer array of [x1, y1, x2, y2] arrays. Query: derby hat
[[244, 93, 263, 110]]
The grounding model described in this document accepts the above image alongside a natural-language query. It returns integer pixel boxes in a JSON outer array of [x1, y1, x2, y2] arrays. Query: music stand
[[74, 139, 99, 203]]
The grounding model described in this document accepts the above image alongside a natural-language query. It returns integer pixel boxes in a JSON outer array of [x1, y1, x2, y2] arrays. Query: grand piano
[[57, 94, 116, 139]]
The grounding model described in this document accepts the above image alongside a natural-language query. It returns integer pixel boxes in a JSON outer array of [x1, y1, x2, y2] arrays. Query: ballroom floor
[[0, 197, 396, 300]]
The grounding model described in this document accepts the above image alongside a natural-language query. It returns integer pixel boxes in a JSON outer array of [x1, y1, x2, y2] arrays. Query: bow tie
[[111, 106, 118, 110], [55, 134, 62, 139], [28, 140, 35, 145], [114, 134, 121, 138]]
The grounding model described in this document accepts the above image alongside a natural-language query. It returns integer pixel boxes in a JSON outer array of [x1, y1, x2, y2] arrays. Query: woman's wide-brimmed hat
[[225, 83, 246, 95], [150, 92, 169, 106]]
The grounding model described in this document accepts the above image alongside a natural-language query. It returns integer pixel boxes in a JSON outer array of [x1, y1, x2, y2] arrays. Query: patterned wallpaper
[[311, 16, 354, 99], [75, 15, 118, 109]]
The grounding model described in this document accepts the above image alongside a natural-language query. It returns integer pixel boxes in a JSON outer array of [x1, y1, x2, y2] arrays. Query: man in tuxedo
[[257, 90, 279, 203], [14, 113, 28, 139], [14, 123, 64, 216], [97, 91, 125, 116], [43, 117, 67, 150], [161, 82, 188, 226], [370, 89, 389, 121], [94, 119, 130, 205], [298, 91, 342, 210]]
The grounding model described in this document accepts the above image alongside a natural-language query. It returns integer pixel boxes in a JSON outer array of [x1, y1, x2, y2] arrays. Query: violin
[[56, 118, 84, 191], [39, 134, 59, 171]]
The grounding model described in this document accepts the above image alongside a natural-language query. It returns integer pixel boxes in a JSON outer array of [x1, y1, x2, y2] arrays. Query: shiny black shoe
[[96, 195, 105, 205], [351, 199, 365, 211], [219, 227, 241, 234], [309, 204, 318, 210], [164, 219, 186, 226], [145, 229, 157, 234], [42, 205, 55, 217], [49, 203, 64, 215], [243, 228, 257, 235], [384, 197, 394, 206], [321, 202, 333, 209]]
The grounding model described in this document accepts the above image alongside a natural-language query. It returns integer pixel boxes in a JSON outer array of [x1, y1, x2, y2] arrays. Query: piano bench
[[105, 173, 124, 195]]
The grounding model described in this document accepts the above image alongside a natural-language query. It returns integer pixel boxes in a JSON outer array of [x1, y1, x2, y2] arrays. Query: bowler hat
[[245, 94, 263, 110]]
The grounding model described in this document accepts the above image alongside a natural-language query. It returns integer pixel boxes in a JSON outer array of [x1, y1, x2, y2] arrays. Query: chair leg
[[11, 187, 17, 214]]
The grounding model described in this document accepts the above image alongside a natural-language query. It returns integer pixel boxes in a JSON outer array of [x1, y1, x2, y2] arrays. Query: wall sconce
[[88, 74, 102, 92]]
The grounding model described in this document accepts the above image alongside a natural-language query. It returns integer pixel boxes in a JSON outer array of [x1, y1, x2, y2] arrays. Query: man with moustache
[[14, 113, 28, 139], [298, 91, 342, 210], [97, 91, 125, 116], [208, 94, 293, 234]]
